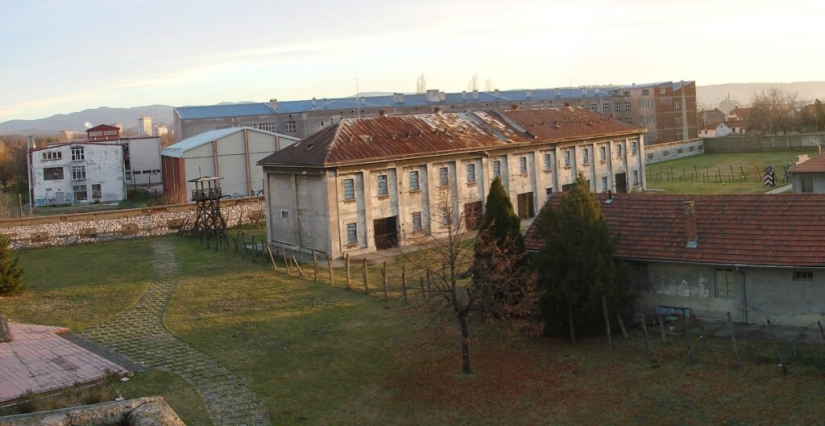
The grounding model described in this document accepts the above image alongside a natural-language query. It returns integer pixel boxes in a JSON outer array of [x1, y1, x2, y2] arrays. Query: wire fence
[[646, 163, 792, 184]]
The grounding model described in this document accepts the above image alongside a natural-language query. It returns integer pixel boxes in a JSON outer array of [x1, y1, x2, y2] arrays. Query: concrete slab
[[0, 323, 127, 404]]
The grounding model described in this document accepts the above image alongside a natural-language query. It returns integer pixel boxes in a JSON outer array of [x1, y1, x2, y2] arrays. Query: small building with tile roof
[[788, 150, 825, 193], [258, 106, 646, 259], [524, 192, 825, 326], [161, 127, 298, 203]]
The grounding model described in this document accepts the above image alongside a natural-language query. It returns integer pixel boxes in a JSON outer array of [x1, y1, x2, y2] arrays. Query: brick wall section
[[0, 197, 264, 249], [645, 139, 705, 164]]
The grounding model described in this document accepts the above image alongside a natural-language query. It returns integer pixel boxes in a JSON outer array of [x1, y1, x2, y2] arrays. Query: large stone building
[[258, 106, 646, 259], [175, 81, 696, 145]]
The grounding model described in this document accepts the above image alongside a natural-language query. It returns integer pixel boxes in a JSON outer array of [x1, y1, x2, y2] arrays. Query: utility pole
[[26, 136, 33, 216]]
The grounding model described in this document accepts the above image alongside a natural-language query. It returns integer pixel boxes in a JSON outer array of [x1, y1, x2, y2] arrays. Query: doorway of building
[[373, 216, 398, 250], [517, 192, 534, 219], [615, 173, 627, 193], [464, 201, 483, 230]]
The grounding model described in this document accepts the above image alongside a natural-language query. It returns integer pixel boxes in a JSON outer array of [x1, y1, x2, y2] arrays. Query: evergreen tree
[[472, 177, 527, 316], [533, 172, 635, 338], [0, 233, 23, 295]]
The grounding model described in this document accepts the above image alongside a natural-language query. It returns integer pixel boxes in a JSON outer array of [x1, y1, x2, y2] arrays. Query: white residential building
[[31, 143, 125, 206]]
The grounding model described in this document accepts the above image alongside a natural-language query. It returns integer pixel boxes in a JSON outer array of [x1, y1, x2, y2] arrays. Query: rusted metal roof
[[258, 107, 645, 168]]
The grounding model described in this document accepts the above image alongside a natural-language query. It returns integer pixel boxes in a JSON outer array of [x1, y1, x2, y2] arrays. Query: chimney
[[526, 90, 532, 99], [379, 109, 387, 117], [433, 106, 442, 114], [511, 104, 519, 110], [269, 98, 278, 110], [461, 91, 467, 100], [563, 102, 570, 107], [683, 201, 698, 248], [494, 89, 500, 98], [311, 97, 316, 107], [472, 89, 479, 100]]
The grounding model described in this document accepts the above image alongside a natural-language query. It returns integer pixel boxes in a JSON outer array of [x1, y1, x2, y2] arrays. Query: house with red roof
[[788, 151, 825, 193], [258, 107, 646, 259], [524, 192, 825, 327]]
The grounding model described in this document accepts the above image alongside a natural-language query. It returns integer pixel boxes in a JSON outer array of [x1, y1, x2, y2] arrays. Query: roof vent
[[433, 106, 442, 114], [511, 104, 519, 110], [564, 102, 570, 107]]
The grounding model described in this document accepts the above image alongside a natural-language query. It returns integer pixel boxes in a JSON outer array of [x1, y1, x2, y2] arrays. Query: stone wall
[[703, 133, 825, 153], [644, 139, 705, 164], [0, 198, 265, 250]]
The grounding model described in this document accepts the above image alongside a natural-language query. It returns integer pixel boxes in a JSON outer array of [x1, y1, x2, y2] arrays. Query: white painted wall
[[32, 143, 125, 206]]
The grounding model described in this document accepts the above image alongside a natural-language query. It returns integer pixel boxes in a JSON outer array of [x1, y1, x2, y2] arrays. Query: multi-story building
[[258, 106, 646, 259], [175, 81, 696, 145], [30, 143, 126, 206], [86, 124, 121, 142], [138, 116, 153, 137]]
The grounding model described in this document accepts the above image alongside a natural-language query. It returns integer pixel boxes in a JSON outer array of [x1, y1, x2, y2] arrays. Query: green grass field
[[3, 236, 825, 425], [645, 149, 817, 194]]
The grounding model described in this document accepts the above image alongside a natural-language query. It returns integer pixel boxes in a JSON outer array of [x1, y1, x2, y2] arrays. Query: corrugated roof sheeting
[[258, 107, 645, 167]]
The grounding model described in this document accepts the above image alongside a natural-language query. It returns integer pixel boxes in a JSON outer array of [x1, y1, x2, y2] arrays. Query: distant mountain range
[[4, 83, 825, 135]]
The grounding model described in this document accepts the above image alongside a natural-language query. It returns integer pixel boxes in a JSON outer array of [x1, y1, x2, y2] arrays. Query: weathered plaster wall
[[638, 263, 738, 322], [0, 198, 264, 250]]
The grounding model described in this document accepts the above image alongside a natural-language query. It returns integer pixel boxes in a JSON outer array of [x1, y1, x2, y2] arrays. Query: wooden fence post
[[700, 322, 709, 349], [346, 254, 351, 290], [602, 295, 612, 349], [683, 312, 694, 364], [266, 244, 278, 271], [401, 265, 408, 305], [281, 247, 290, 274], [291, 251, 305, 277], [616, 315, 628, 340], [312, 250, 319, 282], [382, 261, 389, 300], [659, 315, 667, 345], [327, 254, 334, 286], [362, 258, 369, 294], [641, 314, 652, 359], [727, 312, 740, 370]]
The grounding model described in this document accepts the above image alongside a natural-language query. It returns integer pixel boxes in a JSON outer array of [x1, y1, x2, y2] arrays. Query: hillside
[[0, 105, 174, 134]]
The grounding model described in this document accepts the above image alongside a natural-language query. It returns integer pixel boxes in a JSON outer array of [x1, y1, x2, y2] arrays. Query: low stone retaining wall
[[0, 197, 265, 250], [645, 139, 705, 164]]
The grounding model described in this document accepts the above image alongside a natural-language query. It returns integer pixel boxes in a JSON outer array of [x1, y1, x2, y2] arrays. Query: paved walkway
[[0, 323, 126, 403], [766, 184, 792, 194], [80, 241, 270, 426]]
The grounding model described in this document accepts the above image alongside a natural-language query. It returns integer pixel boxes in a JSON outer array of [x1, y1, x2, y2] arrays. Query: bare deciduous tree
[[402, 188, 539, 374], [416, 74, 427, 94], [467, 73, 479, 92], [747, 88, 801, 135]]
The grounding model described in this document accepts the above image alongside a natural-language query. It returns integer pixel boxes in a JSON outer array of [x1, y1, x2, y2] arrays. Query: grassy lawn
[[5, 236, 825, 424], [646, 149, 817, 194]]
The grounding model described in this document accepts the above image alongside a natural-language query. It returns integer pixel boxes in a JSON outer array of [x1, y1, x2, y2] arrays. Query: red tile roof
[[788, 153, 825, 173], [258, 107, 644, 167], [524, 193, 825, 267]]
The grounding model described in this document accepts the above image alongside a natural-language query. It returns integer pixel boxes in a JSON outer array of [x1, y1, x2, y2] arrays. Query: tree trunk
[[458, 312, 472, 374]]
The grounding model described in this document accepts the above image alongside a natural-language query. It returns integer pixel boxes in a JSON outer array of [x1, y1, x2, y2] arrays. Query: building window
[[466, 163, 476, 183], [633, 170, 639, 186], [582, 148, 589, 165], [545, 187, 553, 197], [439, 167, 449, 186], [285, 120, 297, 133], [640, 99, 653, 108], [624, 118, 633, 123], [715, 268, 734, 298], [281, 210, 289, 219], [519, 157, 528, 175], [258, 122, 276, 132], [71, 146, 85, 161], [793, 270, 813, 281], [563, 150, 570, 167], [91, 184, 102, 199], [43, 167, 64, 181], [623, 90, 630, 97], [71, 165, 86, 180], [543, 152, 552, 170], [599, 146, 606, 161], [624, 102, 631, 111], [614, 103, 621, 112], [343, 178, 355, 200], [42, 151, 62, 161], [493, 160, 501, 178], [377, 174, 388, 196], [411, 212, 422, 232], [346, 223, 358, 244], [615, 144, 623, 158], [589, 103, 597, 111], [73, 184, 88, 201], [642, 89, 650, 96], [601, 176, 608, 191], [409, 170, 420, 191], [801, 177, 814, 193], [602, 103, 610, 114], [631, 141, 638, 156]]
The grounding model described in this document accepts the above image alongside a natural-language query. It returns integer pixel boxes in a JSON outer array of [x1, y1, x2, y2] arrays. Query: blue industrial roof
[[175, 103, 275, 119], [175, 81, 695, 119]]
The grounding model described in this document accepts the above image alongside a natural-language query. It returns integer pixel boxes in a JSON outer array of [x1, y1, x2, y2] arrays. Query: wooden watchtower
[[188, 176, 227, 245]]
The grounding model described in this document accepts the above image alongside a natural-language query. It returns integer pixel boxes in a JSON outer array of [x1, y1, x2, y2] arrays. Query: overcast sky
[[1, 0, 823, 122]]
